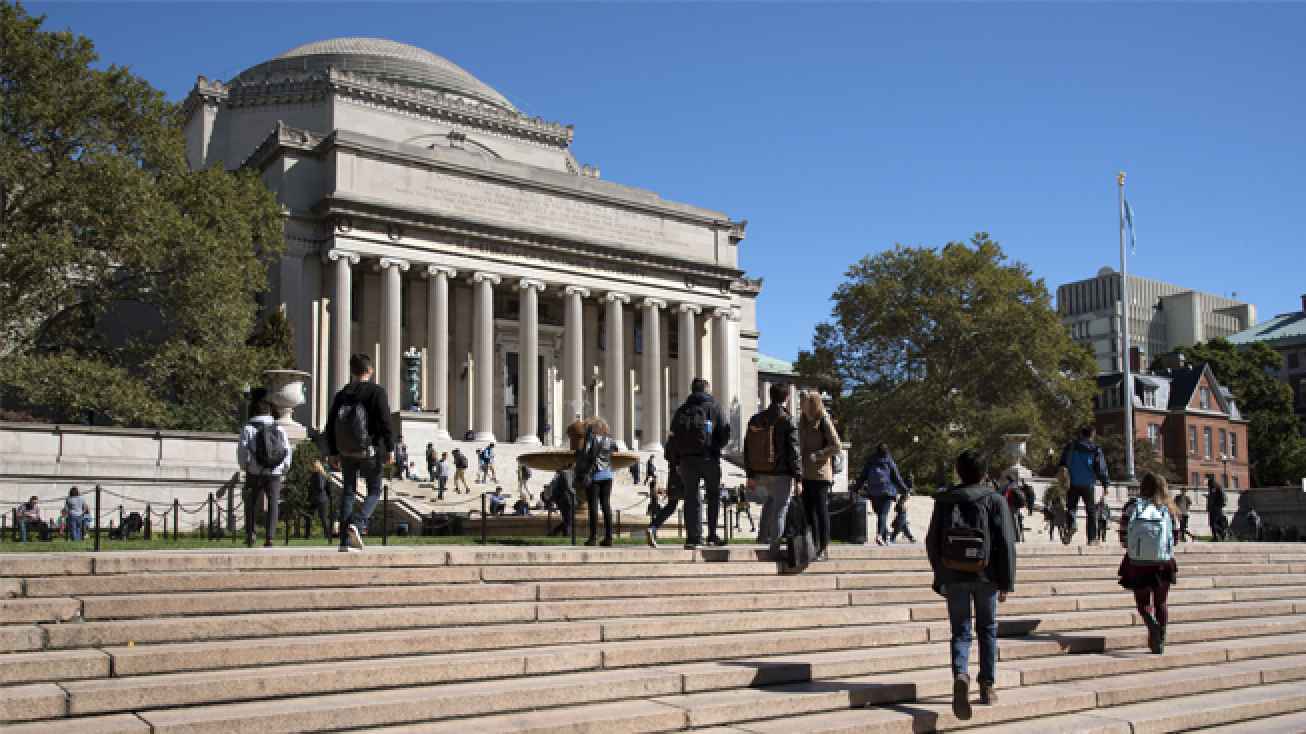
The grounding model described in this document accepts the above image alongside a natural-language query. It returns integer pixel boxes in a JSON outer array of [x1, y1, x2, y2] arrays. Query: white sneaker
[[645, 528, 658, 548], [347, 525, 365, 550]]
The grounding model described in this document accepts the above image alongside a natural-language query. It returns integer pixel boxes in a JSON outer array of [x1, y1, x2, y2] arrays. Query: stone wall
[[0, 422, 241, 531]]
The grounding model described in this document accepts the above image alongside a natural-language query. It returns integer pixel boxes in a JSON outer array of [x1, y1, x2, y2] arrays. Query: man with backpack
[[743, 383, 802, 551], [1058, 426, 1111, 545], [238, 388, 293, 548], [665, 377, 731, 549], [858, 444, 910, 546], [324, 353, 395, 552], [435, 452, 452, 501], [926, 450, 1017, 721], [394, 437, 409, 480], [478, 443, 497, 484], [451, 448, 471, 493]]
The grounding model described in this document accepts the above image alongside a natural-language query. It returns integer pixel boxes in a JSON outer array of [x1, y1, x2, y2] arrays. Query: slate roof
[[1227, 311, 1306, 349], [756, 354, 797, 377]]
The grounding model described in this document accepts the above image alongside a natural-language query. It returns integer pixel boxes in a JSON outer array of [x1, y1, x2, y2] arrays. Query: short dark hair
[[769, 383, 788, 404], [956, 450, 985, 485], [350, 353, 373, 377], [691, 377, 709, 394], [1080, 425, 1096, 440], [68, 487, 79, 497]]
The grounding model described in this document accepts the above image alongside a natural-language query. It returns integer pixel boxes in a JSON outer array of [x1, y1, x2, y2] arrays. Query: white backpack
[[1127, 500, 1174, 563]]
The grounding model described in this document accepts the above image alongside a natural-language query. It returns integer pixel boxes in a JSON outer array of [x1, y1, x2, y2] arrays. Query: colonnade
[[322, 249, 739, 449]]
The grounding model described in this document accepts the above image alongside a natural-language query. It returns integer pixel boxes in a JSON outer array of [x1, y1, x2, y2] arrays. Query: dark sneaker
[[707, 536, 725, 547], [684, 542, 699, 550], [583, 538, 597, 547], [599, 537, 613, 547], [645, 528, 659, 548], [979, 681, 998, 705], [952, 674, 972, 720]]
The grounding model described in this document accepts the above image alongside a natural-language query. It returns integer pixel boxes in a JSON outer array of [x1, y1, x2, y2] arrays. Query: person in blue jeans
[[65, 487, 87, 542], [926, 450, 1017, 721], [858, 443, 910, 546], [324, 354, 395, 553]]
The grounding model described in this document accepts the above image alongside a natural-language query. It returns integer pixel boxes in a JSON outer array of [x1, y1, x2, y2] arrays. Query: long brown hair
[[1139, 472, 1177, 516]]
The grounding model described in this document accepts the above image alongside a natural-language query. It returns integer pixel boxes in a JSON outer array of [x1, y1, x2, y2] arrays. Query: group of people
[[8, 488, 90, 542]]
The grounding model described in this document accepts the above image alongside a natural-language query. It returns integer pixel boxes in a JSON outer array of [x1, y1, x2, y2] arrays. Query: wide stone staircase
[[5, 542, 1306, 732]]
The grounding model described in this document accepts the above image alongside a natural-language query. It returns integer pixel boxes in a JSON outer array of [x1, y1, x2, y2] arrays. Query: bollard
[[284, 512, 290, 546], [382, 484, 390, 547], [207, 493, 215, 541], [617, 510, 622, 537], [93, 485, 102, 551], [570, 493, 577, 547], [145, 503, 152, 540], [172, 499, 179, 541], [118, 505, 125, 528], [480, 493, 488, 544]]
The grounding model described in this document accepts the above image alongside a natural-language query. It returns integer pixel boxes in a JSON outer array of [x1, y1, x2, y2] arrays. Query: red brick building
[[1094, 360, 1251, 488]]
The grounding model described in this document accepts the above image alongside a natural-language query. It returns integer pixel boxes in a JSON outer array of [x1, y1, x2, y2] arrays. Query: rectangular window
[[1148, 423, 1161, 449], [1189, 426, 1198, 454], [1219, 428, 1228, 456], [1231, 432, 1238, 459], [1289, 352, 1301, 370], [1192, 472, 1200, 487], [1200, 387, 1212, 410], [1203, 427, 1213, 459], [633, 323, 643, 355], [1232, 475, 1240, 489]]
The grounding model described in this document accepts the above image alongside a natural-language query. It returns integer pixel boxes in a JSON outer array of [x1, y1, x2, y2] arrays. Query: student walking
[[998, 470, 1027, 543], [394, 437, 410, 480], [310, 461, 333, 542], [645, 456, 658, 492], [665, 378, 731, 549], [1118, 472, 1179, 655], [64, 487, 87, 542], [735, 486, 756, 533], [434, 453, 452, 500], [744, 383, 802, 551], [1096, 501, 1112, 544], [547, 471, 575, 538], [858, 443, 910, 546], [478, 443, 498, 484], [425, 444, 438, 482], [575, 418, 617, 546], [1207, 477, 1228, 541], [238, 389, 293, 548], [926, 450, 1017, 721], [324, 353, 395, 552], [1059, 426, 1111, 545], [451, 449, 471, 493], [645, 459, 686, 547], [890, 491, 916, 543], [798, 390, 842, 560], [1174, 487, 1195, 542]]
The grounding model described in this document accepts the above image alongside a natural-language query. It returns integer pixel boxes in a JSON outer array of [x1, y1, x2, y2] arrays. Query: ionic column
[[640, 298, 666, 452], [379, 257, 410, 411], [712, 307, 736, 423], [604, 292, 630, 448], [677, 304, 700, 399], [563, 287, 590, 423], [470, 272, 500, 442], [424, 265, 456, 441], [324, 250, 360, 397], [517, 279, 545, 445]]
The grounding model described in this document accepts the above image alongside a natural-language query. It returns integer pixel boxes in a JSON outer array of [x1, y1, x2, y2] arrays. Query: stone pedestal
[[394, 411, 446, 463]]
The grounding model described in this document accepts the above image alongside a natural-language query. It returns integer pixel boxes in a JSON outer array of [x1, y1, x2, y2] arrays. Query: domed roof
[[239, 37, 516, 112]]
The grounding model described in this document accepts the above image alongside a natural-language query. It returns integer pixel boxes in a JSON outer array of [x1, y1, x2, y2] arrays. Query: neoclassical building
[[183, 38, 763, 451]]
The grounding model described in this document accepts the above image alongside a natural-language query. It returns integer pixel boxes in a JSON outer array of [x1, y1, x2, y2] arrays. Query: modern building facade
[[1094, 358, 1250, 488], [1058, 268, 1255, 374], [182, 38, 761, 451], [1226, 294, 1306, 432]]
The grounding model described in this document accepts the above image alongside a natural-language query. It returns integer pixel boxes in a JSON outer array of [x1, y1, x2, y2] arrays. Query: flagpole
[[1118, 171, 1136, 482]]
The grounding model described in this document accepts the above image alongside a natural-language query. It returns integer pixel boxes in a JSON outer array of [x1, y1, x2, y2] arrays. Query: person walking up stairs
[[1119, 471, 1179, 655], [324, 353, 394, 552]]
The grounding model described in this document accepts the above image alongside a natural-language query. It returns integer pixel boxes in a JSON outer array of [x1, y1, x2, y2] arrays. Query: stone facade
[[183, 38, 761, 450]]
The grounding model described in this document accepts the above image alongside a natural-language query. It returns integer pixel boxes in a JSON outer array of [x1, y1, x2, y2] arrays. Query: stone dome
[[238, 37, 516, 112]]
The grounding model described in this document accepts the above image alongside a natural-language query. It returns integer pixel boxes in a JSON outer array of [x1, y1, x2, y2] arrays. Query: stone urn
[[263, 369, 311, 441], [1001, 433, 1032, 481]]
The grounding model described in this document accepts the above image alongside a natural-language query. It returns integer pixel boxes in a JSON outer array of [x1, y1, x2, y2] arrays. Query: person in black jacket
[[926, 450, 1017, 721], [743, 383, 802, 551], [665, 378, 732, 549], [324, 353, 395, 552]]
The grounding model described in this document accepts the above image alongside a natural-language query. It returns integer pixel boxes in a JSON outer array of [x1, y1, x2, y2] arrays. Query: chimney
[[1301, 294, 1306, 313]]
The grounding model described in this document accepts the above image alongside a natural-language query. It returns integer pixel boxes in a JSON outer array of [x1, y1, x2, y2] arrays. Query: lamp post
[[1220, 453, 1231, 488]]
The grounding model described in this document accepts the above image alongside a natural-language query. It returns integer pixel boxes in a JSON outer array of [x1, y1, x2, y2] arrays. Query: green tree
[[1098, 433, 1181, 484], [1171, 339, 1306, 487], [0, 2, 285, 430], [795, 234, 1098, 487]]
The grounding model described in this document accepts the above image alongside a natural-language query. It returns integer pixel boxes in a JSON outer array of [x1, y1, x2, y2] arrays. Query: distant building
[[755, 354, 821, 415], [1058, 268, 1255, 374], [1226, 294, 1306, 432], [1094, 356, 1250, 488]]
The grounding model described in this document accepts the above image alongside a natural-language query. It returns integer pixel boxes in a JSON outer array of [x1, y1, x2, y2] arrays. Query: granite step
[[1, 714, 151, 734], [0, 649, 111, 686], [21, 566, 482, 597], [1193, 709, 1306, 733], [1085, 680, 1306, 733], [0, 596, 81, 624]]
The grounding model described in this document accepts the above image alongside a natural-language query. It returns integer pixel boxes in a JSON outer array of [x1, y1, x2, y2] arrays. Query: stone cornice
[[180, 76, 229, 124], [315, 194, 745, 286]]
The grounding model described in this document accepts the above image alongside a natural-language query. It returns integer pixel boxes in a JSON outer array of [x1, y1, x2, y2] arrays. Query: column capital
[[423, 264, 457, 279], [564, 285, 591, 298], [470, 271, 502, 286], [640, 297, 667, 311], [604, 292, 631, 305], [322, 249, 360, 265], [712, 307, 740, 322], [516, 278, 546, 292], [378, 256, 410, 272], [677, 303, 702, 315]]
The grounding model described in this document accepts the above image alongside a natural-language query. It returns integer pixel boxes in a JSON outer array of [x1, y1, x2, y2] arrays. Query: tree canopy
[[0, 2, 289, 430], [1171, 339, 1306, 487], [795, 233, 1098, 487]]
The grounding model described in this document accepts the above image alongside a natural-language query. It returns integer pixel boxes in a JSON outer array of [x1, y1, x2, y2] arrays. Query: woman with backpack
[[798, 391, 842, 560], [858, 443, 909, 546], [1118, 472, 1179, 655], [574, 417, 617, 547]]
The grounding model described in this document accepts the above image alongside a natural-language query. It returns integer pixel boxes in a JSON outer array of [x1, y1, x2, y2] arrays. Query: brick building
[[1094, 358, 1250, 488]]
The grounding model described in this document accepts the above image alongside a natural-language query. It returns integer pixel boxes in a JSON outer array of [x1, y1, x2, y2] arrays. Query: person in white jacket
[[238, 389, 293, 547]]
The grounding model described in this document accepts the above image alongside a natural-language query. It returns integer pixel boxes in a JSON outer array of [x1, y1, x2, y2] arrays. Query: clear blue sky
[[28, 2, 1306, 362]]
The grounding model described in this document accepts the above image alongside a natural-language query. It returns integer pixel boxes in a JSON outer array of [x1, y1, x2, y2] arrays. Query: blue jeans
[[339, 456, 384, 541], [68, 515, 84, 541], [871, 495, 895, 542], [946, 581, 999, 684], [755, 475, 794, 548]]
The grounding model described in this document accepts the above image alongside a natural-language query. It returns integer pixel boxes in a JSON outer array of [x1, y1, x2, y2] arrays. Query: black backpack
[[777, 495, 817, 575], [333, 390, 371, 459], [669, 401, 713, 456], [938, 491, 993, 573], [251, 421, 289, 469], [454, 451, 468, 470]]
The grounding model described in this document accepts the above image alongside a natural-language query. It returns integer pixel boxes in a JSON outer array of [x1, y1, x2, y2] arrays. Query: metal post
[[144, 504, 152, 540], [118, 504, 125, 527], [1118, 171, 1136, 481], [480, 493, 488, 544], [207, 493, 215, 541], [678, 509, 684, 539], [617, 510, 622, 538], [93, 485, 102, 552], [383, 484, 390, 546], [172, 499, 179, 541], [227, 487, 236, 545], [569, 492, 577, 546], [284, 512, 290, 546]]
